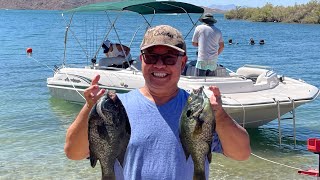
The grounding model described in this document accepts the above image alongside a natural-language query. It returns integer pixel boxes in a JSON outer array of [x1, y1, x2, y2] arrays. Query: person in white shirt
[[192, 13, 224, 76]]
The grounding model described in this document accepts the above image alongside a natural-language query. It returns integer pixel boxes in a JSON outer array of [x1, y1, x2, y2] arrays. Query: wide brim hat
[[199, 13, 217, 24], [102, 40, 111, 53]]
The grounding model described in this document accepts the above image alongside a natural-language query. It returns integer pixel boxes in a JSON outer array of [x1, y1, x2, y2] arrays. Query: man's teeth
[[153, 72, 167, 77]]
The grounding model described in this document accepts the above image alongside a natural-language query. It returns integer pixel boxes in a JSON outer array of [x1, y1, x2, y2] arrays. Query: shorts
[[195, 57, 218, 71]]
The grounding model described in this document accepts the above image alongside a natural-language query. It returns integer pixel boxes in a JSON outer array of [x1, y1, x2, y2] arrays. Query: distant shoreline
[[225, 2, 320, 24], [0, 0, 221, 13]]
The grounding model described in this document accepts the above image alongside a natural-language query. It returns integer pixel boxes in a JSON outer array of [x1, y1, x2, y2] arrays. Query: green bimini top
[[67, 0, 204, 14]]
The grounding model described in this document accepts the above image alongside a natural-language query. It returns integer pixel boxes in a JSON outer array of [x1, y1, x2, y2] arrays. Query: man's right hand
[[83, 74, 106, 109]]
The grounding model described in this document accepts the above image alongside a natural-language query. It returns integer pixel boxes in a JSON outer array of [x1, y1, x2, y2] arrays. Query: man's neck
[[140, 86, 179, 105]]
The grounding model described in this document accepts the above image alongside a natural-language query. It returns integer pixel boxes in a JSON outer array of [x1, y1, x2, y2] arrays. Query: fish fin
[[183, 150, 190, 161], [126, 120, 131, 135], [88, 103, 110, 142], [213, 121, 216, 133], [207, 151, 212, 164], [194, 107, 205, 135], [182, 144, 190, 161], [124, 114, 131, 135], [89, 153, 97, 168], [117, 150, 126, 168], [102, 174, 116, 180], [97, 124, 111, 143], [193, 121, 203, 135], [180, 135, 190, 161], [193, 171, 206, 180], [112, 95, 123, 127]]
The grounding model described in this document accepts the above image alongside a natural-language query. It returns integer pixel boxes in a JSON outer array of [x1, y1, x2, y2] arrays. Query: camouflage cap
[[140, 25, 186, 54]]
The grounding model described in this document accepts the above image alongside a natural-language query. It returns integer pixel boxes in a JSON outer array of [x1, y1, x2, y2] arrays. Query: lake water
[[0, 9, 319, 180]]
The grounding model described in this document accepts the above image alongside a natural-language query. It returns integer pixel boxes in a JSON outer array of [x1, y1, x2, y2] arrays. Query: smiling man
[[139, 25, 188, 105], [64, 25, 250, 180]]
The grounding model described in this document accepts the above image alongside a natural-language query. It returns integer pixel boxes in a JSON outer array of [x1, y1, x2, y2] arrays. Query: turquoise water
[[0, 10, 320, 179]]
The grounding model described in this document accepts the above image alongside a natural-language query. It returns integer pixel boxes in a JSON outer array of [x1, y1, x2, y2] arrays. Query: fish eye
[[186, 110, 192, 117]]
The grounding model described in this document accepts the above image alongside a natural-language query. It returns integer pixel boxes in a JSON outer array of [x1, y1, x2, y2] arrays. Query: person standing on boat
[[192, 13, 224, 76], [102, 39, 132, 61], [64, 25, 250, 180]]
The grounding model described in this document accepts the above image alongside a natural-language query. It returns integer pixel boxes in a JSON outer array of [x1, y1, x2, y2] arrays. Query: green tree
[[224, 0, 320, 24]]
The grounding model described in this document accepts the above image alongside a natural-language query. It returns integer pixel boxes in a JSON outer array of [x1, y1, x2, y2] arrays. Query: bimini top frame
[[67, 0, 204, 28], [62, 0, 204, 66]]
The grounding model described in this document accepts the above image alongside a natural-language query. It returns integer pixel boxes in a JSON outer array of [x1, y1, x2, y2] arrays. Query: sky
[[178, 0, 313, 7]]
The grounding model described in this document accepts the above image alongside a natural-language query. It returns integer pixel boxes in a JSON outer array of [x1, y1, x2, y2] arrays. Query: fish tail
[[102, 174, 116, 180], [193, 171, 206, 180]]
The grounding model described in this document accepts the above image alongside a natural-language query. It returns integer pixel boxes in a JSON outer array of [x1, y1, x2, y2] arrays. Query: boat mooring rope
[[225, 96, 304, 171], [63, 71, 86, 101], [224, 96, 246, 128], [27, 55, 55, 72], [251, 153, 302, 171], [27, 54, 86, 101]]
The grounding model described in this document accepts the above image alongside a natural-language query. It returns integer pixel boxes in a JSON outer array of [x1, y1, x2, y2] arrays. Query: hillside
[[0, 0, 112, 10], [209, 4, 236, 11], [0, 0, 221, 13]]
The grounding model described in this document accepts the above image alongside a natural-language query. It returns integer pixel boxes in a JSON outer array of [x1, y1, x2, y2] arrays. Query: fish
[[88, 91, 131, 180], [179, 86, 216, 180]]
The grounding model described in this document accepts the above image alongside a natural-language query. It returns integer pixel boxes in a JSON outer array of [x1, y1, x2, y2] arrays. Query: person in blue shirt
[[64, 25, 251, 180]]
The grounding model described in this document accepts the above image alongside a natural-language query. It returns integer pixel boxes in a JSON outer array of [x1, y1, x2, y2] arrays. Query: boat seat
[[182, 61, 197, 76], [99, 57, 126, 67], [255, 73, 266, 84], [215, 65, 228, 77], [98, 57, 134, 69], [236, 66, 268, 78]]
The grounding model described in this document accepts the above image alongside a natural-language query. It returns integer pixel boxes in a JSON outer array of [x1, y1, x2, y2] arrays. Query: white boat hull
[[47, 65, 319, 128]]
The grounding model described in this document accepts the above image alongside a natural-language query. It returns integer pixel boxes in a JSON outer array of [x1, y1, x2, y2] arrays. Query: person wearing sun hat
[[101, 39, 132, 60], [192, 13, 225, 76]]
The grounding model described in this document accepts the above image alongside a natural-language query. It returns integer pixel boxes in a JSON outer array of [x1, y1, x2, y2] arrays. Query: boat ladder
[[274, 98, 296, 147]]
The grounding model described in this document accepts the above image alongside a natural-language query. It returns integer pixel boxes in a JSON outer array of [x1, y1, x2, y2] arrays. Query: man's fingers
[[84, 85, 98, 96], [209, 86, 221, 97], [96, 89, 106, 99], [208, 86, 223, 111], [91, 74, 100, 86]]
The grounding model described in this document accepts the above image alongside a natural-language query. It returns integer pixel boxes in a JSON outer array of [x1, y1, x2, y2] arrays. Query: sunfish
[[179, 86, 216, 180], [88, 91, 131, 180]]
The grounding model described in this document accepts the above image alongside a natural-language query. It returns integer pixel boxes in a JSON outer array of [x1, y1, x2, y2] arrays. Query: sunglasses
[[141, 51, 184, 65]]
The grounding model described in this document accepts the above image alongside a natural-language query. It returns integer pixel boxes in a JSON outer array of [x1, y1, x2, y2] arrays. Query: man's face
[[140, 45, 187, 93]]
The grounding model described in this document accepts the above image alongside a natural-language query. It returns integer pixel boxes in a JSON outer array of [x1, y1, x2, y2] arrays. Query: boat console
[[182, 60, 228, 77]]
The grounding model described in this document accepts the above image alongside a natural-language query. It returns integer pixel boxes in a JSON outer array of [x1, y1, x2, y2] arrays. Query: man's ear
[[181, 56, 187, 71]]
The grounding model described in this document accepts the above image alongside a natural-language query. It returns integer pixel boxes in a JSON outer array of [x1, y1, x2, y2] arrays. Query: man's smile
[[152, 72, 168, 78]]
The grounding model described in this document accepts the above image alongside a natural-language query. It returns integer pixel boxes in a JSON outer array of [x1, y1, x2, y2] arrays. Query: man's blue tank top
[[112, 89, 222, 180]]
